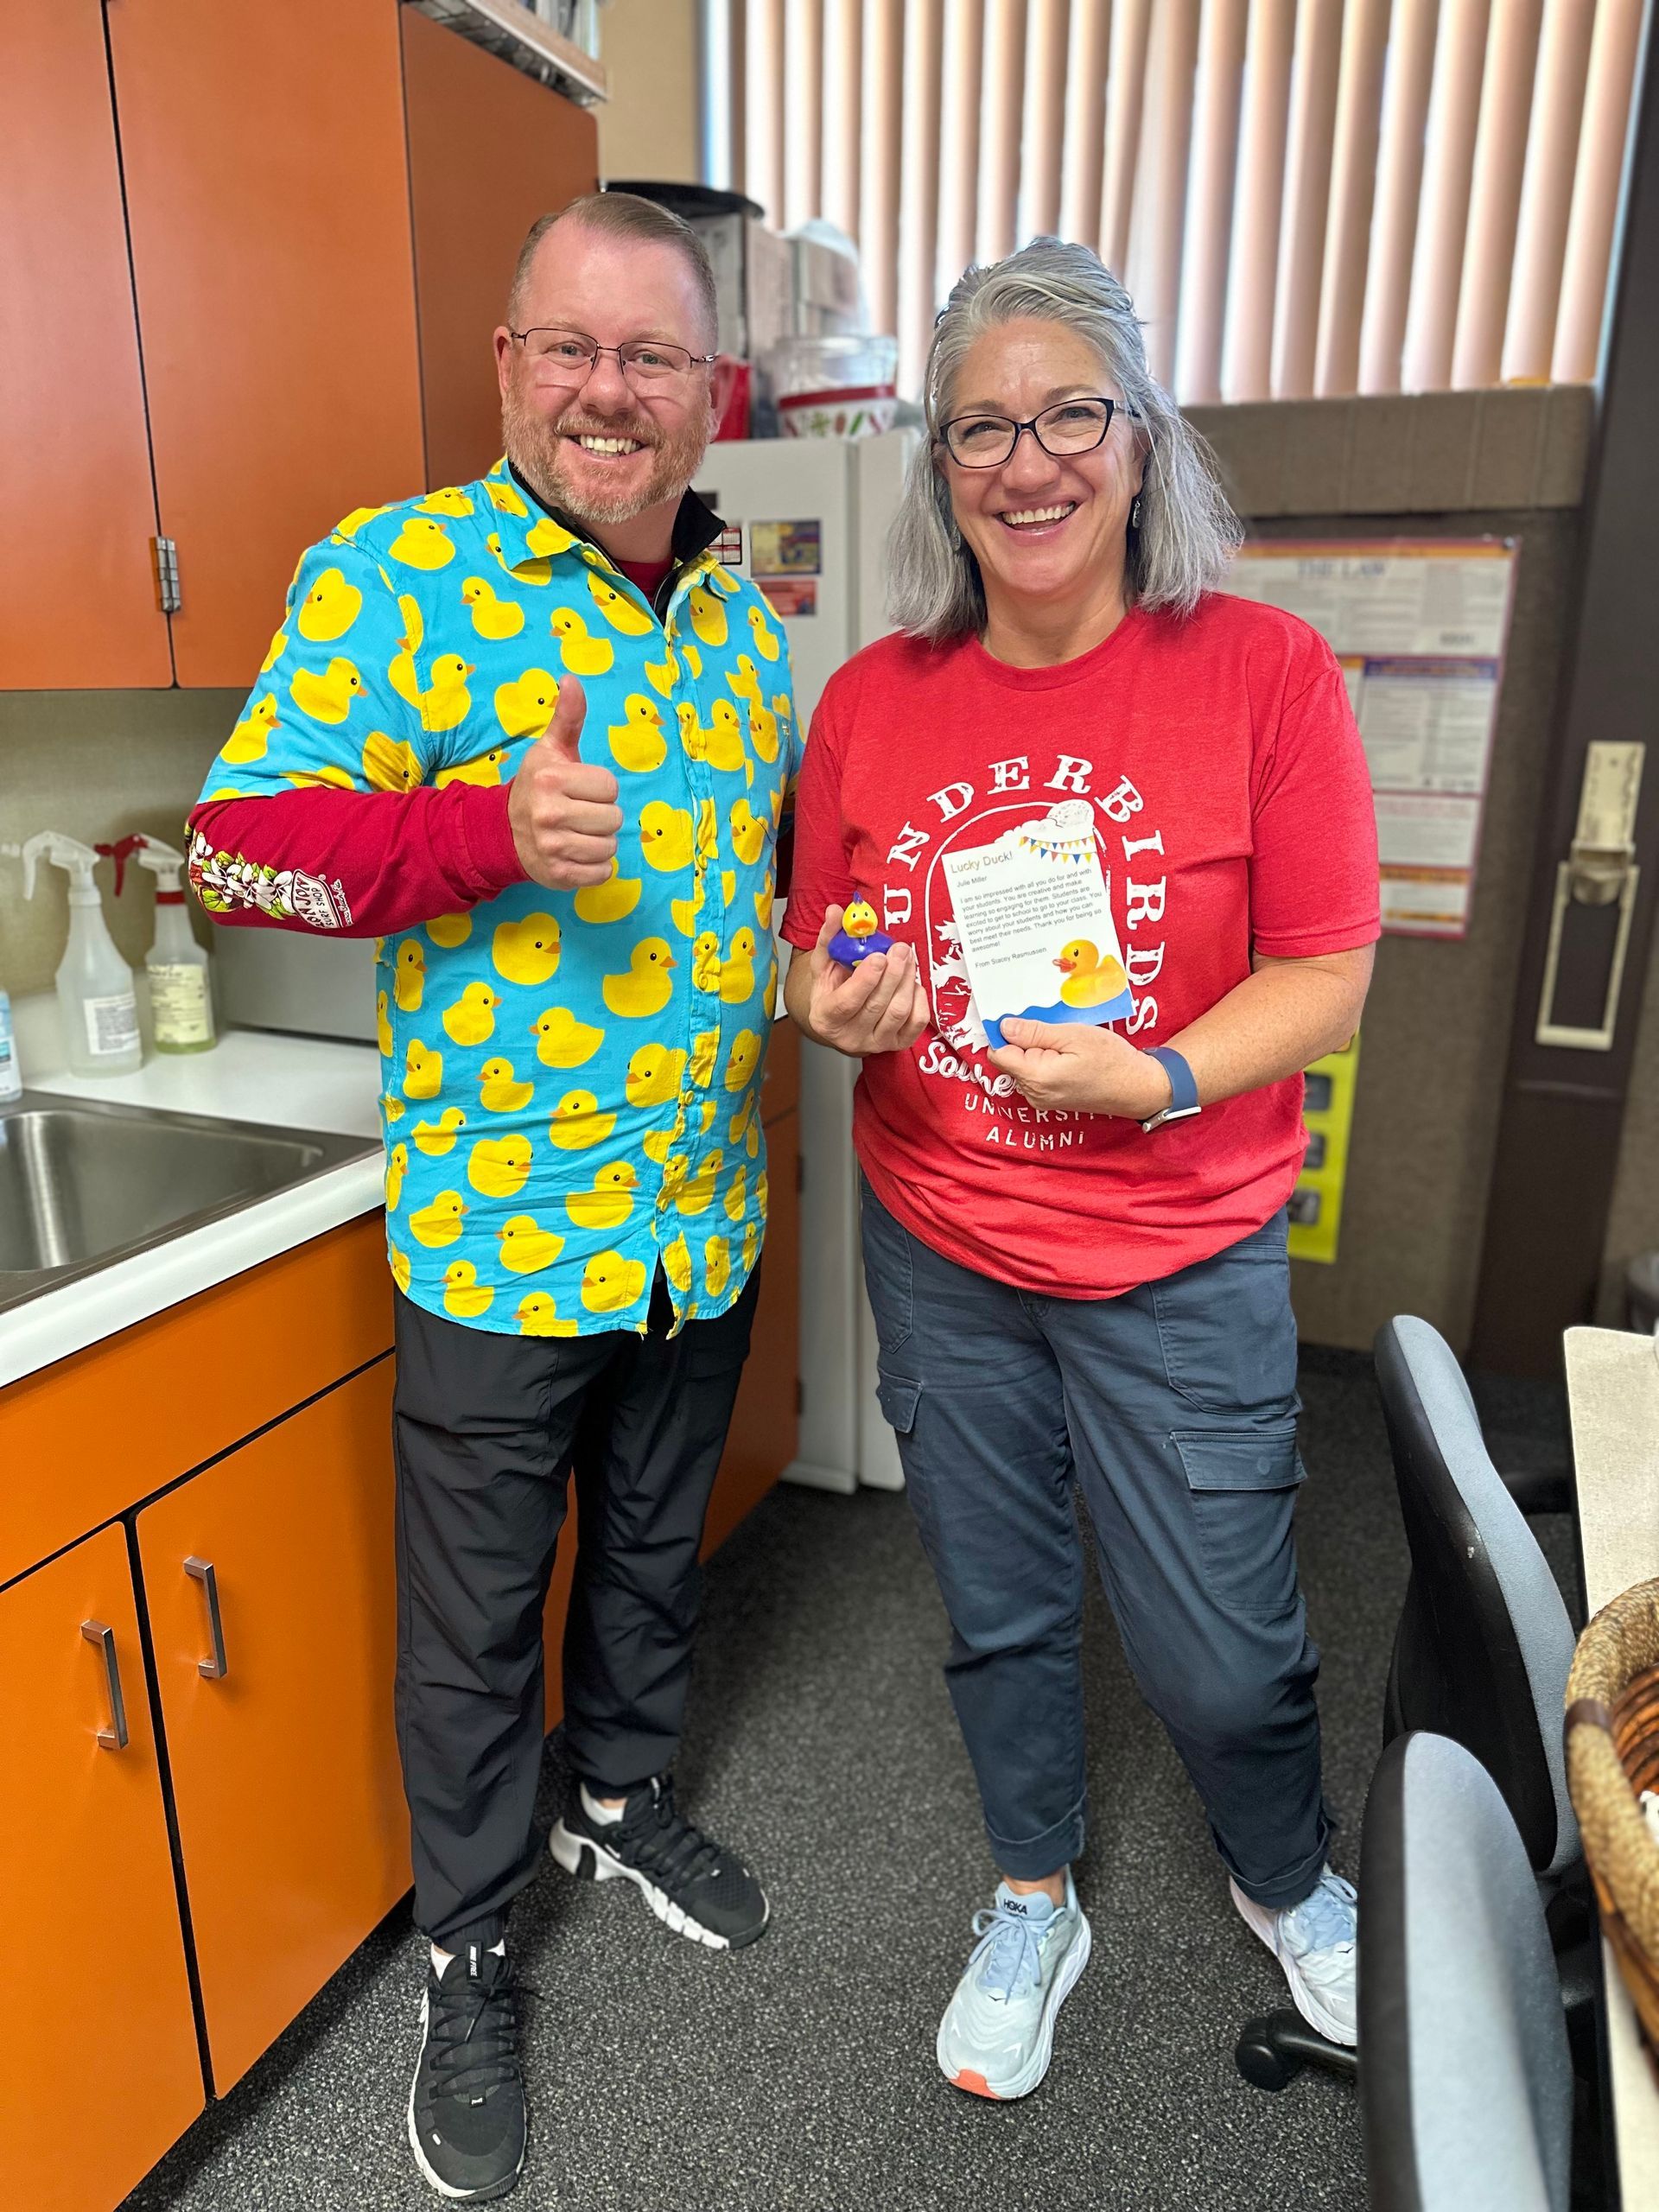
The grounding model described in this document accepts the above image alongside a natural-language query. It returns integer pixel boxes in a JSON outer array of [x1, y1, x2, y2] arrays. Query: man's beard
[[502, 382, 711, 530]]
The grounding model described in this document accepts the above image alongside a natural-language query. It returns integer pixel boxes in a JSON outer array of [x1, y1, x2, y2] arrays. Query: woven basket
[[1566, 1576, 1659, 2058]]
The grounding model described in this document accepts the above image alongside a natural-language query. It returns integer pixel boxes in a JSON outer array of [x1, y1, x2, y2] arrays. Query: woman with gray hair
[[782, 238, 1379, 2099]]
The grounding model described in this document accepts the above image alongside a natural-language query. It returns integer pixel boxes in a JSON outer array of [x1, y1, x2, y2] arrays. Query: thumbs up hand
[[505, 677, 624, 890]]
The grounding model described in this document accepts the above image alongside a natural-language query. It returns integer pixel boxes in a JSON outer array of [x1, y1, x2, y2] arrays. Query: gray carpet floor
[[122, 1351, 1580, 2212]]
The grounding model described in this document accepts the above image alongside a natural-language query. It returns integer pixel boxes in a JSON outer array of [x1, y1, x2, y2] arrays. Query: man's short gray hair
[[507, 191, 719, 343], [889, 237, 1242, 644]]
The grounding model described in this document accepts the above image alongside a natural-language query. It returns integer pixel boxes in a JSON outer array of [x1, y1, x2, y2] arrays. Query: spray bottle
[[0, 988, 21, 1103], [21, 833, 143, 1077], [133, 836, 216, 1053]]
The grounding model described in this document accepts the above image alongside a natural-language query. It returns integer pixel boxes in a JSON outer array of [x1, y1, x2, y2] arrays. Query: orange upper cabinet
[[0, 3, 172, 689], [403, 6, 598, 490], [107, 0, 427, 688], [137, 1359, 410, 2094], [0, 1526, 204, 2211]]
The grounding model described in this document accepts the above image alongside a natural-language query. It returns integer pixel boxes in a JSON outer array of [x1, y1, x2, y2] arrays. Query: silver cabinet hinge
[[153, 536, 181, 614]]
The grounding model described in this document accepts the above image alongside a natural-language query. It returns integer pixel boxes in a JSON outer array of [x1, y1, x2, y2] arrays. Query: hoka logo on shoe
[[1004, 1898, 1028, 1916]]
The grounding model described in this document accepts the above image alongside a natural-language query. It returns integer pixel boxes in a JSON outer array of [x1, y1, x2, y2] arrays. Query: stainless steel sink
[[0, 1090, 380, 1314]]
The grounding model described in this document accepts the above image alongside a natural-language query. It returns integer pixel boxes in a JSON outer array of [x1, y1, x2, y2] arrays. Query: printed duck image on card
[[939, 800, 1135, 1050]]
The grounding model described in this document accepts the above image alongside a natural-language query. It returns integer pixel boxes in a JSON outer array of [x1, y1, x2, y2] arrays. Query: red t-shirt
[[781, 593, 1382, 1298]]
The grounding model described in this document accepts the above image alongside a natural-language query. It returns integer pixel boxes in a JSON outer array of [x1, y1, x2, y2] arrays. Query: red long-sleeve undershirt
[[186, 783, 526, 936]]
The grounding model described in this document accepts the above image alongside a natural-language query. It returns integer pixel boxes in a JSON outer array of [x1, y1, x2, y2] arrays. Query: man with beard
[[185, 194, 798, 2203]]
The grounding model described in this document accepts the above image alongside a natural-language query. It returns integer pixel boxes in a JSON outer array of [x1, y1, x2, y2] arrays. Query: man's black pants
[[391, 1268, 760, 1949]]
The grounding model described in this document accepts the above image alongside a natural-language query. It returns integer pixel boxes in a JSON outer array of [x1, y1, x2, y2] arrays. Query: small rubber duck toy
[[829, 899, 896, 965]]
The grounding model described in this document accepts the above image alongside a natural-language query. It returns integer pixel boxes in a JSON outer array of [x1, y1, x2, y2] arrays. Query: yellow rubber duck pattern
[[195, 461, 799, 1338]]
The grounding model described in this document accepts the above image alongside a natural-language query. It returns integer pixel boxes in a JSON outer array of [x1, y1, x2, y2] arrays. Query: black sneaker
[[407, 1942, 527, 2202], [549, 1774, 769, 1949]]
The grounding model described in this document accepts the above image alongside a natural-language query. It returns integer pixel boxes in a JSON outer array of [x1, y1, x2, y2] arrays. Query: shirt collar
[[486, 457, 726, 582]]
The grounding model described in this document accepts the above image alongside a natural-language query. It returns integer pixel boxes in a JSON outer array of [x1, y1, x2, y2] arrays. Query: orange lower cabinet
[[541, 1473, 580, 1734], [703, 1106, 800, 1557], [136, 1358, 410, 2094], [0, 1525, 203, 2211], [758, 1014, 800, 1121]]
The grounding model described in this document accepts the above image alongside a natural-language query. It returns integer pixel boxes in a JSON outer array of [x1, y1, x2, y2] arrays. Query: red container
[[714, 360, 752, 441], [776, 382, 898, 439]]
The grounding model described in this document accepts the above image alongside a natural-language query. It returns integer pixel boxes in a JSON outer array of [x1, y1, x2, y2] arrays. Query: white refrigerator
[[690, 430, 919, 1494]]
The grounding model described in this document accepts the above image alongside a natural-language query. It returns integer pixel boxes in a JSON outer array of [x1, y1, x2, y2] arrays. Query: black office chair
[[1360, 1731, 1573, 2211], [1494, 1457, 1575, 1520], [1375, 1314, 1579, 1882], [1235, 1315, 1586, 2094]]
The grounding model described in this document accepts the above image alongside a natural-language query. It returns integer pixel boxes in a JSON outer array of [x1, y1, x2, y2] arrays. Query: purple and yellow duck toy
[[829, 899, 896, 965]]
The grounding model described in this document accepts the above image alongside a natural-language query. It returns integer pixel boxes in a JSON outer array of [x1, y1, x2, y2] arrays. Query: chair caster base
[[1235, 2009, 1358, 2092]]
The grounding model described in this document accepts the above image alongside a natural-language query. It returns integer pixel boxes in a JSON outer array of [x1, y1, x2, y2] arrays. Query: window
[[706, 0, 1646, 402]]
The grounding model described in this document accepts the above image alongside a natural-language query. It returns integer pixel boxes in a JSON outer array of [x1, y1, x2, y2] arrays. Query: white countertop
[[1564, 1325, 1659, 2207], [0, 1028, 386, 1391]]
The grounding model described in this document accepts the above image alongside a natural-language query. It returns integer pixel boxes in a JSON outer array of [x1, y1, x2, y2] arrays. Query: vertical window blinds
[[708, 0, 1645, 402]]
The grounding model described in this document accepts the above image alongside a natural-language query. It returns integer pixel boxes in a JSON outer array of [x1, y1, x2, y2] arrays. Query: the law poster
[[1227, 539, 1518, 939]]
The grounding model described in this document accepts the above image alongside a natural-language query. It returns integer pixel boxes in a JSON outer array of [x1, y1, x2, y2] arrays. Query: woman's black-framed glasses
[[510, 326, 716, 387], [936, 396, 1135, 468]]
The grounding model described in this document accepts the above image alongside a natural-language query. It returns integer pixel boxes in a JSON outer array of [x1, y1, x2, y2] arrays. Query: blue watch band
[[1141, 1046, 1200, 1128]]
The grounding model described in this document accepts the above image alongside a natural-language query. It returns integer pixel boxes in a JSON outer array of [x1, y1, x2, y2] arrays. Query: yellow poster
[[1287, 1033, 1359, 1265]]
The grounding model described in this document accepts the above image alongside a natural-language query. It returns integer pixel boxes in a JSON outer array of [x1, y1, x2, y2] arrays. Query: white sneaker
[[936, 1872, 1092, 2101], [1230, 1865, 1357, 2045]]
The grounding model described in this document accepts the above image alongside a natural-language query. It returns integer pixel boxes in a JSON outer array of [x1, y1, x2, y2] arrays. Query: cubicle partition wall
[[1190, 389, 1601, 1361]]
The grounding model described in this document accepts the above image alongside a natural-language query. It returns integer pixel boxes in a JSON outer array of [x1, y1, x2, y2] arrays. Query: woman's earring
[[1129, 493, 1143, 531]]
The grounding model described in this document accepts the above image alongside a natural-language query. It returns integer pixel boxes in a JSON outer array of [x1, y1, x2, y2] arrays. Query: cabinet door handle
[[183, 1557, 229, 1680], [79, 1620, 130, 1750]]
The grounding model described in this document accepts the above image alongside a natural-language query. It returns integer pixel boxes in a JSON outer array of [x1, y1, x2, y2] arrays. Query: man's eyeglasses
[[509, 327, 715, 388], [936, 397, 1137, 468]]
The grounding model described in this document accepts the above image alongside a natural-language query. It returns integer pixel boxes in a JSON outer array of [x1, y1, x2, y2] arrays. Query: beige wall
[[597, 0, 700, 187], [0, 690, 232, 997], [1280, 508, 1573, 1355], [1187, 387, 1594, 1357]]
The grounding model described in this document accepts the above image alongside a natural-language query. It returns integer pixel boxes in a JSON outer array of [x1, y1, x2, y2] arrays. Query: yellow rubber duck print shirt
[[188, 466, 800, 1341]]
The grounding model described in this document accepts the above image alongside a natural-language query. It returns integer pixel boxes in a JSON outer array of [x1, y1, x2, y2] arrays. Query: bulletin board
[[1227, 539, 1518, 940], [1288, 1033, 1361, 1266]]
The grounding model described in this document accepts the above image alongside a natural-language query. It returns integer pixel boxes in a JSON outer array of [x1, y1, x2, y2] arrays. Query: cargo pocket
[[875, 1373, 921, 1435], [1151, 1217, 1298, 1416], [1173, 1423, 1306, 1618]]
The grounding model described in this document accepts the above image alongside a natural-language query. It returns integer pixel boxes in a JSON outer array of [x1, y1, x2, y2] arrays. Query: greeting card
[[939, 800, 1135, 1049]]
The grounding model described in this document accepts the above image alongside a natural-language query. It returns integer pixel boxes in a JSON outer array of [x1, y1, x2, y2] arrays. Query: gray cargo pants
[[861, 1181, 1329, 1909]]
